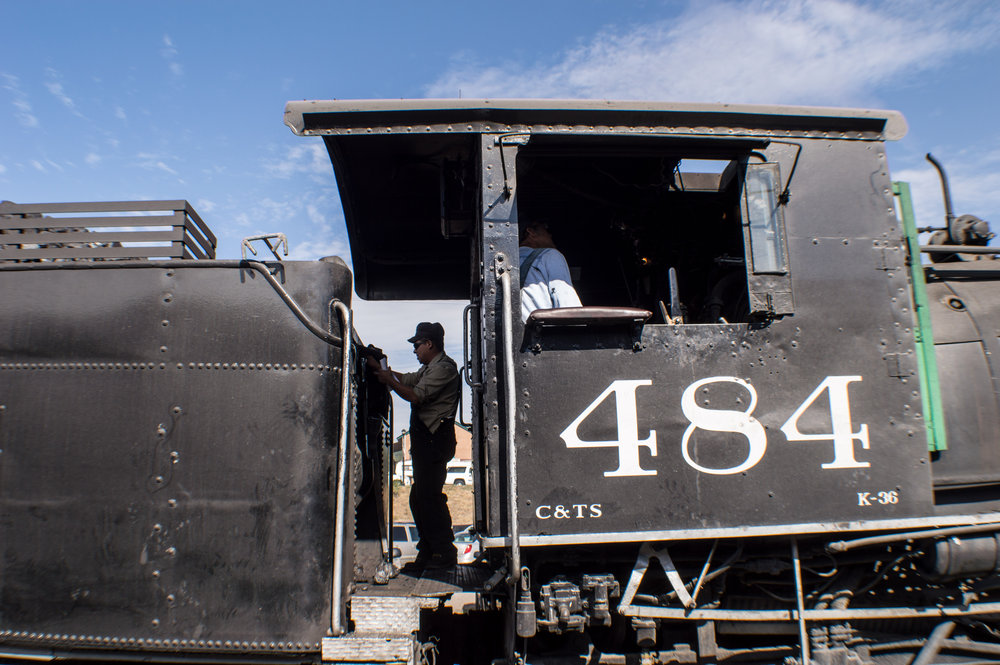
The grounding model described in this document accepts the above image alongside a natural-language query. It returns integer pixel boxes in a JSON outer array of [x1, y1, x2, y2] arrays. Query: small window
[[392, 526, 407, 541], [744, 163, 788, 274], [742, 163, 793, 316]]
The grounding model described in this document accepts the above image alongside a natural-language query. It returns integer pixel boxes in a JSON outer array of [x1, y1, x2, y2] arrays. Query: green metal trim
[[893, 181, 947, 451]]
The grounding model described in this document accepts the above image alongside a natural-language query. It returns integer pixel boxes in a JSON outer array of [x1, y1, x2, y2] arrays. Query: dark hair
[[519, 219, 549, 243]]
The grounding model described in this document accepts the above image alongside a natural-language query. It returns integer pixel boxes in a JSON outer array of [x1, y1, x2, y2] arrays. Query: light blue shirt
[[519, 246, 582, 322]]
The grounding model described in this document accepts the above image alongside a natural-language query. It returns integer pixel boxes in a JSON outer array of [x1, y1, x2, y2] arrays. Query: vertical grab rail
[[463, 302, 483, 391], [791, 537, 810, 665], [330, 300, 354, 636], [495, 254, 521, 586]]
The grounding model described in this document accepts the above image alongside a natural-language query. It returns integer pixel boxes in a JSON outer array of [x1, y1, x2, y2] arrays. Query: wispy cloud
[[263, 143, 331, 182], [85, 153, 101, 166], [426, 0, 1000, 106], [196, 198, 217, 213], [288, 237, 350, 261], [136, 152, 180, 177], [44, 68, 84, 118], [115, 106, 127, 120], [161, 34, 183, 78], [2, 73, 39, 128]]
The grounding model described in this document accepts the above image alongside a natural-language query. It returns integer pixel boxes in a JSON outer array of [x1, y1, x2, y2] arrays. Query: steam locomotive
[[3, 100, 1000, 665]]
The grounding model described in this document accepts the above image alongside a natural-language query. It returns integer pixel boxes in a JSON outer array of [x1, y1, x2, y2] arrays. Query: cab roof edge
[[283, 98, 908, 141]]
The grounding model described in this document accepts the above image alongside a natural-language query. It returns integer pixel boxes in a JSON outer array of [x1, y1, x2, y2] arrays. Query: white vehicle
[[445, 460, 473, 485], [392, 523, 479, 566], [453, 526, 480, 564], [391, 522, 419, 565]]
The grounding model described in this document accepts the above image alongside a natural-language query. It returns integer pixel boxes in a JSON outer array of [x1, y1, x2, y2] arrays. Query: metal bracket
[[495, 133, 530, 198], [241, 233, 288, 261], [620, 542, 694, 612]]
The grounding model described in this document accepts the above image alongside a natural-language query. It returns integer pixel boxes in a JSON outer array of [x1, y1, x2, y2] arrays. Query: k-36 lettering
[[858, 490, 899, 506]]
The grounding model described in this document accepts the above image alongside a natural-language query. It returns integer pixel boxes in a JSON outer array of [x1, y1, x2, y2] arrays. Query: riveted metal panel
[[925, 272, 1000, 488], [508, 137, 933, 540], [0, 261, 350, 653]]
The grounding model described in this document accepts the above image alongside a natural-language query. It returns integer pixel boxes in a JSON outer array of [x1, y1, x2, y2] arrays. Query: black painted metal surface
[[926, 265, 1000, 489], [0, 260, 351, 653], [507, 138, 933, 539]]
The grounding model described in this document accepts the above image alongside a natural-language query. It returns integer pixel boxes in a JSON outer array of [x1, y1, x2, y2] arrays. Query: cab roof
[[284, 99, 906, 300]]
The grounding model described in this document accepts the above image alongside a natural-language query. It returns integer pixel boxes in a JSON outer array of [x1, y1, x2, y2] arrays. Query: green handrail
[[893, 181, 947, 451]]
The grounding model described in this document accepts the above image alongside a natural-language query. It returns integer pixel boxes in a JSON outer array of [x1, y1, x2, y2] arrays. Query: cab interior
[[514, 138, 761, 324]]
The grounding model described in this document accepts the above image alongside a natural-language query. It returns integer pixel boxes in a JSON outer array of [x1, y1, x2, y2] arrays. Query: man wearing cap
[[367, 322, 461, 571]]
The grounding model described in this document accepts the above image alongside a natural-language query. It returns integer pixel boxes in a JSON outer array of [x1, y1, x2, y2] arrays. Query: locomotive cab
[[288, 100, 1000, 664], [287, 100, 933, 546]]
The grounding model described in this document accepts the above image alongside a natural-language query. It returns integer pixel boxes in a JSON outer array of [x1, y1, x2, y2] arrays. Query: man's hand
[[373, 366, 393, 384]]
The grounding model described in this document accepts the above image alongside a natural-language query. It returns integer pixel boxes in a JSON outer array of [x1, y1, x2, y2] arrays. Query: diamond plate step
[[351, 596, 421, 634], [321, 596, 425, 664], [321, 635, 413, 664]]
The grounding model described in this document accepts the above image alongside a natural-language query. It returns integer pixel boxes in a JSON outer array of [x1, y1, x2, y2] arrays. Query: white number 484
[[559, 375, 870, 477]]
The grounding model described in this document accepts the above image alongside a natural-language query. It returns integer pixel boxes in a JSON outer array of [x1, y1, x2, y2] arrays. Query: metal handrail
[[330, 299, 354, 636], [495, 253, 521, 586], [462, 302, 483, 391], [242, 261, 343, 346]]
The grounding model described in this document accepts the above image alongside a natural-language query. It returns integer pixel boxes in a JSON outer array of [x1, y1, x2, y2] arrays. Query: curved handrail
[[330, 299, 354, 636], [495, 253, 521, 586]]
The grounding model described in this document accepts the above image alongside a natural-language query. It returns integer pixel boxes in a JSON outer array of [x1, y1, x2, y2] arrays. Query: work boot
[[424, 550, 457, 570]]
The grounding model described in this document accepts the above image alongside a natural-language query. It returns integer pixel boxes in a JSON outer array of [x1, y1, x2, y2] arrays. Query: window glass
[[745, 164, 787, 274]]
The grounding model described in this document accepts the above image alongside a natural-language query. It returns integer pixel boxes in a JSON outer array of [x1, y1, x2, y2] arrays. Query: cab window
[[515, 141, 791, 323]]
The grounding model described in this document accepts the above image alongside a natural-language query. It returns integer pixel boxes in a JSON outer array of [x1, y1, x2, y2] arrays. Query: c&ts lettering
[[534, 503, 603, 520]]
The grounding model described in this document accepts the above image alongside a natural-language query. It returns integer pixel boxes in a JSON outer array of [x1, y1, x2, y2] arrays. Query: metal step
[[321, 596, 425, 664], [321, 635, 414, 664], [351, 596, 421, 634]]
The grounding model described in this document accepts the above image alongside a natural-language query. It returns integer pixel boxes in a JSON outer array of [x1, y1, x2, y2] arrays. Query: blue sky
[[3, 0, 1000, 421]]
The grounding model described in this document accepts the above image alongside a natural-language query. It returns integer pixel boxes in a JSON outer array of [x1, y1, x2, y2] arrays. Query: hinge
[[884, 352, 906, 378], [876, 246, 901, 271]]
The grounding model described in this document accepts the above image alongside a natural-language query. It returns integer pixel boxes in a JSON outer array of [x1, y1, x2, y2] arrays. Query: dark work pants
[[409, 414, 457, 557]]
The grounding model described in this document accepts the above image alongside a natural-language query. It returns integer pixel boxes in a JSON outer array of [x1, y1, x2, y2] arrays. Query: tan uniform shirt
[[398, 351, 460, 433]]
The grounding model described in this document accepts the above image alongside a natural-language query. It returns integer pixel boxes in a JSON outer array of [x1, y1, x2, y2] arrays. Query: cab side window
[[515, 144, 792, 324]]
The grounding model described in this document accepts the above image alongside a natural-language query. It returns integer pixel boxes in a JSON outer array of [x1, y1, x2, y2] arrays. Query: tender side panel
[[0, 262, 350, 653]]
